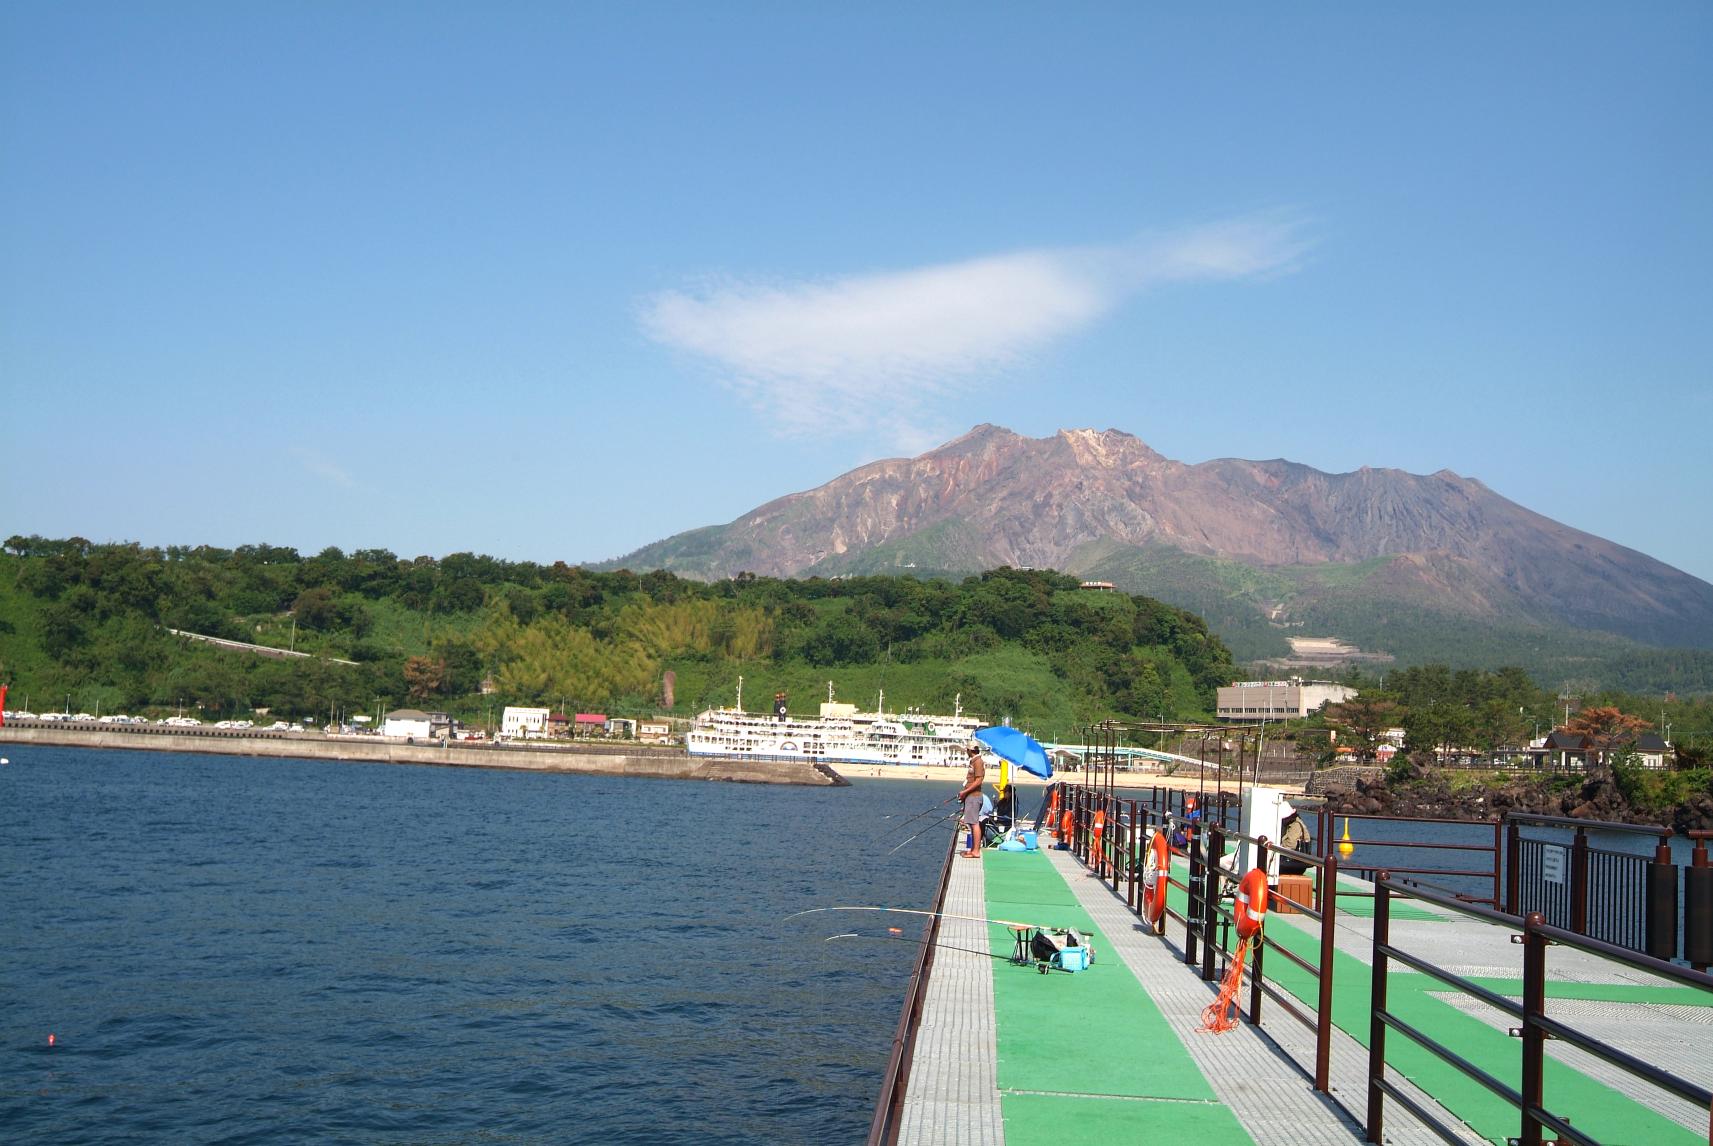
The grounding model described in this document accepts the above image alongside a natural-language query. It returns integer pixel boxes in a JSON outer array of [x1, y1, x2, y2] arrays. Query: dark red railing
[[1316, 808, 1503, 907], [1504, 812, 1679, 960], [1366, 872, 1713, 1146], [1062, 783, 1343, 1093]]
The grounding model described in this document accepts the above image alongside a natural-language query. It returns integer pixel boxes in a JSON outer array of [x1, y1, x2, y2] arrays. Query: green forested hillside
[[0, 536, 1235, 732]]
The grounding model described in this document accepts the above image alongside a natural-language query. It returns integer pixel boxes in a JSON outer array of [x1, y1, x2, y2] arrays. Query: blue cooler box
[[1053, 946, 1090, 972]]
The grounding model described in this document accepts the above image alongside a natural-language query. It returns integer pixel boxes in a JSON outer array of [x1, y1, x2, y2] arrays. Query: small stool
[[1275, 873, 1315, 914], [1007, 924, 1035, 965]]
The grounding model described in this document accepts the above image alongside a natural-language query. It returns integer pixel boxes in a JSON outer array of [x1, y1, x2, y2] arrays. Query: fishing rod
[[881, 795, 960, 836], [886, 812, 961, 855], [787, 905, 1091, 935]]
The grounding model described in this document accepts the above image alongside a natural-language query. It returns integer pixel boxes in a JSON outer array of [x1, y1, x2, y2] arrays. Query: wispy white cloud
[[639, 214, 1310, 442], [292, 446, 356, 488]]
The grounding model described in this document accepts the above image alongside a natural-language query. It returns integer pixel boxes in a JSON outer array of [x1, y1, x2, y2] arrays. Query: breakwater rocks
[[0, 723, 847, 787], [1314, 761, 1713, 833]]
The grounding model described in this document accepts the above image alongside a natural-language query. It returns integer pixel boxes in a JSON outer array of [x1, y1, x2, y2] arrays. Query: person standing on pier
[[1279, 807, 1312, 875], [959, 744, 987, 858]]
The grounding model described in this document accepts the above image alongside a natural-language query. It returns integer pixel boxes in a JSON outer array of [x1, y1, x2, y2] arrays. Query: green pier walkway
[[897, 840, 1713, 1145]]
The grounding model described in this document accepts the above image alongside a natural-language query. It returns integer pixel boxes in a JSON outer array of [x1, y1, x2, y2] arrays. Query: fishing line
[[885, 813, 961, 855], [881, 796, 960, 836], [786, 905, 1089, 934], [824, 930, 1027, 965], [883, 794, 966, 832]]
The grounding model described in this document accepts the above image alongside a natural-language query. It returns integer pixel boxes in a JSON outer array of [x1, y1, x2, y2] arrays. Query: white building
[[502, 706, 550, 739], [1216, 679, 1357, 723], [383, 708, 433, 739]]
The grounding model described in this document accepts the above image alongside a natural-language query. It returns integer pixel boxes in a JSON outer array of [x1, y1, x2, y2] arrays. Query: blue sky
[[5, 3, 1710, 581]]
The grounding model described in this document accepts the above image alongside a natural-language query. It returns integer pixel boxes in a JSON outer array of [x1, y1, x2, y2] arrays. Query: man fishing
[[958, 743, 986, 858]]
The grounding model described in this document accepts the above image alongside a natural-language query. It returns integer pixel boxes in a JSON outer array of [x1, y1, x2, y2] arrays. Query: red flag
[[0, 684, 7, 726]]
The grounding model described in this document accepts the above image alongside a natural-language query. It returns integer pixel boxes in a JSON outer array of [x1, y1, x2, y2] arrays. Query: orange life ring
[[1091, 809, 1106, 864], [1233, 867, 1269, 939], [1142, 830, 1171, 924], [1061, 808, 1074, 839]]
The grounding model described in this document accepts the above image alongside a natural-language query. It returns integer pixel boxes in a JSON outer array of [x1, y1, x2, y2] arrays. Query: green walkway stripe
[[981, 849, 1255, 1144], [1001, 1092, 1252, 1140]]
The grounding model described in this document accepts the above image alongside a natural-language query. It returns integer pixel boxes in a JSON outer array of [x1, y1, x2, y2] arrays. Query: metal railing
[[1366, 871, 1713, 1146], [1047, 784, 1713, 1145], [1061, 782, 1344, 1093], [1504, 813, 1678, 960], [865, 827, 959, 1146], [1317, 808, 1503, 906]]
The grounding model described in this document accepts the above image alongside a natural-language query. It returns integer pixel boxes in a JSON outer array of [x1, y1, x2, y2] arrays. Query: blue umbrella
[[974, 725, 1052, 779]]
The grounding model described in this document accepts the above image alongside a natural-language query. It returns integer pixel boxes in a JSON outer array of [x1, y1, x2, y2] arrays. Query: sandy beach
[[834, 761, 1303, 795]]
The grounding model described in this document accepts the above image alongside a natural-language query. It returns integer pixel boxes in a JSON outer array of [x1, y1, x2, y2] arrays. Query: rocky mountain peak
[[606, 423, 1713, 653]]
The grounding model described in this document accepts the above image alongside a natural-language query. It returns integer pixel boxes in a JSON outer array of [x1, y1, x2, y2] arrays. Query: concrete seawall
[[0, 723, 846, 786]]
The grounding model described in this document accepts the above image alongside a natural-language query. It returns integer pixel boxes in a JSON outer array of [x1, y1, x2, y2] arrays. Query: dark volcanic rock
[[1332, 766, 1694, 831]]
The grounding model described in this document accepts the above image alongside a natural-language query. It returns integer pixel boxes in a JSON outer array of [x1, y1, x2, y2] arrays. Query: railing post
[[1079, 788, 1089, 854], [1101, 794, 1111, 880], [1365, 871, 1391, 1143], [1688, 833, 1713, 972], [1491, 817, 1503, 909], [1084, 790, 1093, 867], [1074, 789, 1084, 862], [1249, 837, 1270, 1024], [1315, 853, 1338, 1093], [1519, 911, 1548, 1146], [1505, 814, 1520, 914], [1646, 833, 1679, 961], [1571, 826, 1589, 935], [1184, 817, 1201, 968], [1099, 794, 1110, 881], [1314, 807, 1329, 914], [1126, 800, 1139, 908], [1202, 822, 1224, 982], [1109, 795, 1121, 891]]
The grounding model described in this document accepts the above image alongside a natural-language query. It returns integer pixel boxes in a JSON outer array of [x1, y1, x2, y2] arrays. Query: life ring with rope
[[1091, 809, 1106, 869], [1142, 829, 1171, 925], [1233, 867, 1269, 939]]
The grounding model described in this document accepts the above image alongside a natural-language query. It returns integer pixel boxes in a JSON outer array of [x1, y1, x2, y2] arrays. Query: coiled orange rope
[[1199, 935, 1252, 1033]]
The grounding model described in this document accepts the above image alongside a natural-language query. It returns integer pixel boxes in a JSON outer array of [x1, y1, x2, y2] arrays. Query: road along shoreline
[[0, 723, 846, 786]]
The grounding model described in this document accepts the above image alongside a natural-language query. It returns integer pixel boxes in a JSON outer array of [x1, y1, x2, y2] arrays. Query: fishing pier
[[868, 787, 1713, 1145]]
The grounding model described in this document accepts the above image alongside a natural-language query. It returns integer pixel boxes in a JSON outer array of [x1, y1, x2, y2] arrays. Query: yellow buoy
[[1337, 817, 1355, 860]]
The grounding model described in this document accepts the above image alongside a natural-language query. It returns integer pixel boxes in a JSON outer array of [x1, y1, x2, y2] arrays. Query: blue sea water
[[0, 748, 949, 1143]]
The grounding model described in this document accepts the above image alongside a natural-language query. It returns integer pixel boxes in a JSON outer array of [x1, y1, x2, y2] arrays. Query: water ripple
[[1, 747, 940, 1143]]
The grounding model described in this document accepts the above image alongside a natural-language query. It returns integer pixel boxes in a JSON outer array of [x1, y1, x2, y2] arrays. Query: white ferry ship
[[685, 681, 984, 767]]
